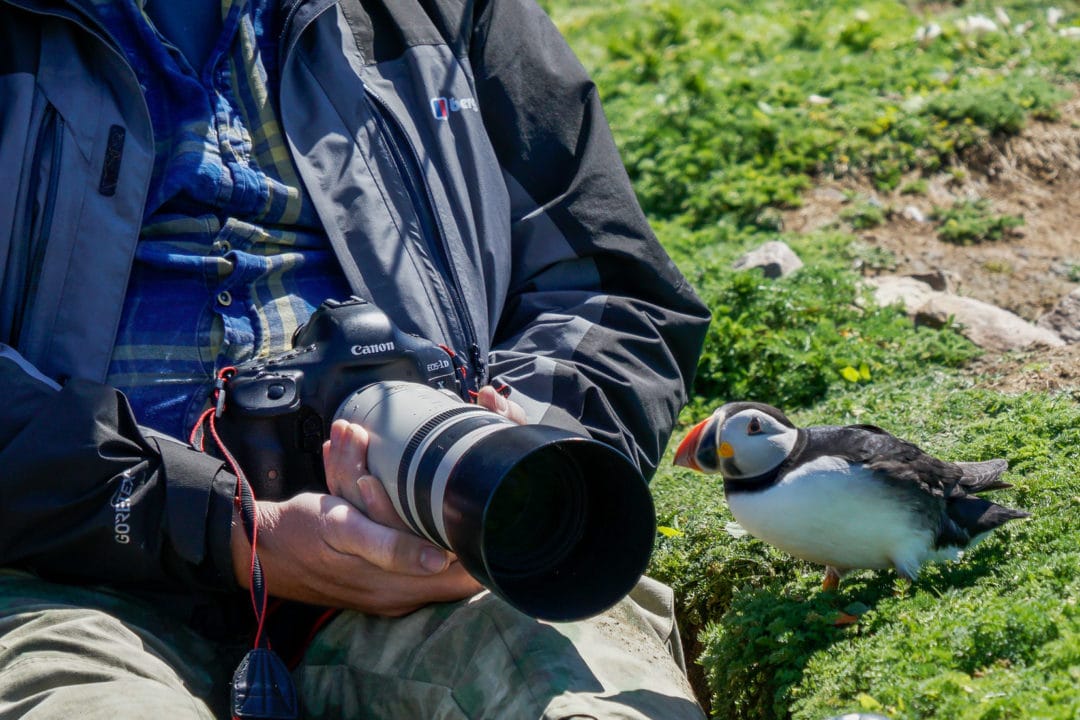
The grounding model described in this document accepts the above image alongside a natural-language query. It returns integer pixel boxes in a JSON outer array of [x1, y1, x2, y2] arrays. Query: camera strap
[[190, 367, 300, 720]]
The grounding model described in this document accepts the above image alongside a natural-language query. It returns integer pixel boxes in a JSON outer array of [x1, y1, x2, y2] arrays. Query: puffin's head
[[673, 402, 798, 479]]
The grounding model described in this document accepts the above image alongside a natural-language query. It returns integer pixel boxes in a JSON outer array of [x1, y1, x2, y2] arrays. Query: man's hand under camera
[[229, 385, 526, 615]]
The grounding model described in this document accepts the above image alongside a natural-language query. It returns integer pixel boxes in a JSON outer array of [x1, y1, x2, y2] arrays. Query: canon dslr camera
[[213, 297, 655, 621]]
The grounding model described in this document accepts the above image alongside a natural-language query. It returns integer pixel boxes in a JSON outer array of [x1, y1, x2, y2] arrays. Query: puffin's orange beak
[[673, 416, 711, 471]]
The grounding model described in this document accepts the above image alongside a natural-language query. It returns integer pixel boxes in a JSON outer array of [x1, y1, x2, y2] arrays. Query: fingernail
[[420, 547, 449, 573], [356, 476, 375, 507], [495, 392, 509, 413]]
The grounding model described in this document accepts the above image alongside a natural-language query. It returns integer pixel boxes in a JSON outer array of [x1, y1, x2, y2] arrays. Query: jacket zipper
[[11, 105, 63, 348], [363, 85, 485, 389]]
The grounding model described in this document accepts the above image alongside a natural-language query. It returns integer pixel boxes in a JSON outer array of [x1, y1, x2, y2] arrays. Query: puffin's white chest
[[726, 456, 937, 573]]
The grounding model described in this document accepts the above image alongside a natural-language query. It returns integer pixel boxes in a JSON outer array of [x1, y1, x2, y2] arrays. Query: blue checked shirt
[[97, 0, 352, 440]]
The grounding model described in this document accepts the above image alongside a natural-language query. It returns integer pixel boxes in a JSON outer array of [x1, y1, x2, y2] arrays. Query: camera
[[213, 297, 656, 621]]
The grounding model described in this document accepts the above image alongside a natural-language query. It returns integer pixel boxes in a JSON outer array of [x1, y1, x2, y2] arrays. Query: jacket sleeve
[[469, 0, 711, 480], [0, 344, 239, 590]]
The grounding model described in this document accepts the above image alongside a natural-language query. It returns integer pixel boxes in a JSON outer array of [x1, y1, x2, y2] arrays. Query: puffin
[[673, 401, 1030, 589]]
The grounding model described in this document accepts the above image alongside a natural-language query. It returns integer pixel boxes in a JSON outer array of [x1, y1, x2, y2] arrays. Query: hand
[[228, 385, 525, 615], [229, 490, 479, 616]]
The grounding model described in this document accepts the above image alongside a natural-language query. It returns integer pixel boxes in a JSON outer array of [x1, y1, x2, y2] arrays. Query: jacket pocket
[[10, 102, 64, 349]]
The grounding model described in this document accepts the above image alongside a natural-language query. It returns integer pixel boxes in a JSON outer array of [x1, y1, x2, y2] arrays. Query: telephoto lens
[[335, 381, 656, 621]]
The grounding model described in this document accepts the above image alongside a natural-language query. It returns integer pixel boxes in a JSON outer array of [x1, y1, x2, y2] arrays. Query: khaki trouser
[[0, 571, 704, 719]]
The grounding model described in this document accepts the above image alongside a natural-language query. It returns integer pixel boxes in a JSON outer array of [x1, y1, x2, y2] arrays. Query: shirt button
[[216, 291, 233, 307]]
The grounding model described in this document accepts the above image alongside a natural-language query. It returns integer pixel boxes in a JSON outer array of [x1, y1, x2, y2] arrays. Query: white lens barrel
[[334, 381, 508, 545]]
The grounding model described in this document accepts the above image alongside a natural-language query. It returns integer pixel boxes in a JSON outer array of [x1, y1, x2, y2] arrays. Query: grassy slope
[[542, 1, 1080, 717]]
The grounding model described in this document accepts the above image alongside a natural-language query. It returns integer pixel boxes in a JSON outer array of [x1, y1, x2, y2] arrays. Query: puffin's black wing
[[806, 425, 1029, 549], [938, 494, 1030, 548], [848, 429, 1014, 496], [805, 424, 962, 498]]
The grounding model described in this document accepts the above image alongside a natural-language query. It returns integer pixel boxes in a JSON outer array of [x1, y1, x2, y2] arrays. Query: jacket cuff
[[153, 437, 239, 591]]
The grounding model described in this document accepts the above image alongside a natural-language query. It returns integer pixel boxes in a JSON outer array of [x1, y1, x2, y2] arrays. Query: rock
[[867, 275, 1066, 352], [864, 276, 936, 310], [732, 241, 804, 278], [1051, 261, 1078, 279], [908, 270, 958, 293], [1037, 288, 1080, 343], [812, 187, 847, 203], [901, 205, 927, 223], [916, 294, 1065, 352]]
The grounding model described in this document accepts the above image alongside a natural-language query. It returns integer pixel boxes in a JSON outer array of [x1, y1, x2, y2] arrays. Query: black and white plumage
[[673, 401, 1030, 588]]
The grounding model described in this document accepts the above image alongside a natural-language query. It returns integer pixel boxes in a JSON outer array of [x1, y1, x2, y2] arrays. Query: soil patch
[[783, 90, 1080, 395], [968, 343, 1080, 397]]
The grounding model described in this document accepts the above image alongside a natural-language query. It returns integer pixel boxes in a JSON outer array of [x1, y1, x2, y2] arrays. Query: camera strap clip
[[214, 382, 227, 418], [213, 368, 234, 418]]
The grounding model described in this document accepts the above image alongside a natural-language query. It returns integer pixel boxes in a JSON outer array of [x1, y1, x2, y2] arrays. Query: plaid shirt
[[96, 0, 351, 440]]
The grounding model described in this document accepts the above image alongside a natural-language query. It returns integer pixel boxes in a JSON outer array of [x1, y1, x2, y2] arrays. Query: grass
[[932, 198, 1025, 244], [546, 0, 1077, 230], [652, 382, 1080, 719], [542, 1, 1080, 717]]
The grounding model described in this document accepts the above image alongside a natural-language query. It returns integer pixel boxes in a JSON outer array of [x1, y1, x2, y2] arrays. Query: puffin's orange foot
[[822, 566, 842, 592]]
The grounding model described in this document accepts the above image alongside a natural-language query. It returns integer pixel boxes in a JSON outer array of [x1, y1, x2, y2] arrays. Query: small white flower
[[1048, 7, 1064, 27], [901, 95, 926, 113], [994, 7, 1011, 28], [854, 8, 871, 23], [915, 22, 942, 45], [958, 14, 998, 35], [807, 94, 832, 106], [1059, 26, 1080, 37]]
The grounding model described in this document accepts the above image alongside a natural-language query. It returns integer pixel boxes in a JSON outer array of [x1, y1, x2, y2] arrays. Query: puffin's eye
[[747, 417, 763, 435]]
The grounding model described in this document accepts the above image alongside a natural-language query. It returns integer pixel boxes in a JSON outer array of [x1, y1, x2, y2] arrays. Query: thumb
[[476, 385, 527, 425]]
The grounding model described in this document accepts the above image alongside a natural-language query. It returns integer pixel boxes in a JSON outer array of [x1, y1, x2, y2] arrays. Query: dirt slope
[[784, 91, 1080, 396]]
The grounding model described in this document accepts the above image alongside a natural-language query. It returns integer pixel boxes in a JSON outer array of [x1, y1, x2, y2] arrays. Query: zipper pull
[[469, 343, 486, 390], [99, 125, 126, 197]]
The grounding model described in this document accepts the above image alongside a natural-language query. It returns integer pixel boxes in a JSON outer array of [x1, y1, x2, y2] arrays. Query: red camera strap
[[190, 367, 299, 719]]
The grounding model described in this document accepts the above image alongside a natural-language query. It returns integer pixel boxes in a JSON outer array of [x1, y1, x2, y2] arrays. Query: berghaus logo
[[431, 95, 479, 119]]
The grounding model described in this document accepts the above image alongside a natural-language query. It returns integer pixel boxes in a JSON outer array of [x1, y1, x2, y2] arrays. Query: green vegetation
[[544, 1, 1080, 717], [900, 178, 930, 197], [933, 198, 1025, 244], [840, 196, 888, 229], [686, 230, 978, 411], [546, 0, 1075, 229]]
